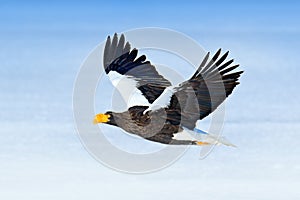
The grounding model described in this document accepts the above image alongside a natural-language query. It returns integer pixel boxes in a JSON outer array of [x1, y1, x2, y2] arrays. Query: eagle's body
[[104, 106, 195, 145], [94, 33, 243, 146]]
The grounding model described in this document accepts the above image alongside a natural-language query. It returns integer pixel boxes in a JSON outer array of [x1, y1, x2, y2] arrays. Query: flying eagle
[[93, 33, 243, 146]]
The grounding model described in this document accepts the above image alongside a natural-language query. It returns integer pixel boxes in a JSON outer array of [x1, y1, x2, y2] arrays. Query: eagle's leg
[[169, 139, 210, 145]]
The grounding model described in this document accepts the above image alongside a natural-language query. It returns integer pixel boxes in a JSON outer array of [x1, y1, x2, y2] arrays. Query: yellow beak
[[93, 113, 110, 124]]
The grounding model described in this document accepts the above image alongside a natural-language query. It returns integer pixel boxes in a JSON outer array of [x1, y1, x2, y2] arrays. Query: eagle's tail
[[193, 128, 236, 147]]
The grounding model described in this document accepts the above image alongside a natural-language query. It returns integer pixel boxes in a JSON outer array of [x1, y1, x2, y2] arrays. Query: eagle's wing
[[148, 49, 243, 130], [103, 33, 171, 104]]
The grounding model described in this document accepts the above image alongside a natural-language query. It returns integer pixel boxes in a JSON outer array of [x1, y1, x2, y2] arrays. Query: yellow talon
[[196, 141, 210, 146]]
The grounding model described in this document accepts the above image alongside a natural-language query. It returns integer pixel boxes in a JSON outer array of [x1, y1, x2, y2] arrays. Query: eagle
[[93, 33, 243, 146]]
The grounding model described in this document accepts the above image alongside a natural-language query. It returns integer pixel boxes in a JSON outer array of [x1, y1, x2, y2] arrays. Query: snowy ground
[[1, 1, 300, 199]]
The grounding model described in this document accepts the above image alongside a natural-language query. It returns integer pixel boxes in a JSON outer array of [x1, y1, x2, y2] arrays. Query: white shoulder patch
[[108, 71, 150, 108], [143, 86, 175, 113]]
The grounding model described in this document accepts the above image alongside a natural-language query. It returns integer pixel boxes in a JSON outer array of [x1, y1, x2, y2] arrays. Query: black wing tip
[[216, 48, 229, 54], [106, 35, 111, 44], [213, 49, 221, 58], [107, 32, 126, 41], [236, 70, 244, 75], [224, 50, 229, 57], [114, 32, 126, 39], [204, 51, 210, 60], [112, 33, 118, 39], [217, 49, 230, 60], [131, 48, 138, 54], [135, 55, 147, 63]]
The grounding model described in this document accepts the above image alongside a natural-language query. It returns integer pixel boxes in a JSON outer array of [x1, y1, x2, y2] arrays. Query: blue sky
[[1, 1, 300, 33], [1, 1, 300, 199]]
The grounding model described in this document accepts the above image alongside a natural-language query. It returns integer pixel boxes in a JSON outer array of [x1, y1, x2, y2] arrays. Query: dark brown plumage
[[94, 33, 243, 146]]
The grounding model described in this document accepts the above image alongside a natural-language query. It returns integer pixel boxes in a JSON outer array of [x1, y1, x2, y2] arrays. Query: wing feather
[[103, 33, 171, 103], [165, 49, 243, 129]]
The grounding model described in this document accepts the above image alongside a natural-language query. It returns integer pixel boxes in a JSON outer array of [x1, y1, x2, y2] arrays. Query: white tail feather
[[187, 127, 236, 147]]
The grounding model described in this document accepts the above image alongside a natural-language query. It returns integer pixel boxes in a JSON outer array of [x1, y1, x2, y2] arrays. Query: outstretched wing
[[103, 33, 171, 104], [165, 49, 243, 129]]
